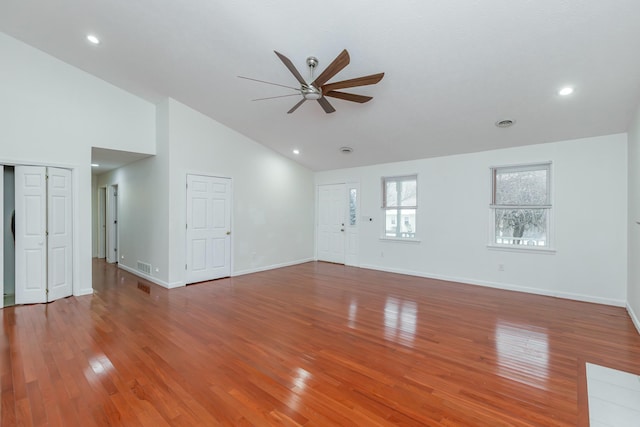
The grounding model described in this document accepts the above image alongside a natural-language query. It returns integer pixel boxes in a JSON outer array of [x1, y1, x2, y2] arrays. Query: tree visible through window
[[491, 163, 551, 247], [382, 175, 417, 238]]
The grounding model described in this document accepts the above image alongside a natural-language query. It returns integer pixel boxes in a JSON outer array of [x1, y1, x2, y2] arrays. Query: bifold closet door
[[47, 167, 72, 301], [15, 166, 72, 304], [15, 166, 47, 304]]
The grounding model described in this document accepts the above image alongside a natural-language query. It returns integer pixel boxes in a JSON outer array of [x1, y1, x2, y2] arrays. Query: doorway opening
[[2, 166, 16, 307]]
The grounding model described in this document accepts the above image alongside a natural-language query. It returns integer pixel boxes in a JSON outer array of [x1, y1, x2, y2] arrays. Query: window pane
[[494, 208, 547, 246], [400, 180, 417, 207], [495, 168, 548, 205], [385, 208, 416, 238], [385, 181, 399, 207], [349, 188, 357, 226]]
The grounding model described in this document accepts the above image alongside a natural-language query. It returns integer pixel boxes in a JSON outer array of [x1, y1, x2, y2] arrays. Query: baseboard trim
[[74, 288, 94, 297], [359, 264, 626, 307], [627, 303, 640, 336], [233, 258, 314, 277], [118, 264, 184, 289]]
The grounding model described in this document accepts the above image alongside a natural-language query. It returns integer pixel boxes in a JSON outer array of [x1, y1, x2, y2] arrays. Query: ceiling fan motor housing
[[302, 85, 322, 100]]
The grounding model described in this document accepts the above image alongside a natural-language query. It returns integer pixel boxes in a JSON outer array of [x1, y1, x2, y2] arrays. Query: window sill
[[379, 237, 421, 244], [487, 244, 556, 254]]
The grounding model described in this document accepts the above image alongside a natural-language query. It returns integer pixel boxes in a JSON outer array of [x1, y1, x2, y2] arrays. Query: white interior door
[[15, 166, 47, 304], [106, 185, 118, 263], [317, 184, 346, 264], [186, 174, 231, 284], [98, 186, 106, 258], [47, 167, 72, 302]]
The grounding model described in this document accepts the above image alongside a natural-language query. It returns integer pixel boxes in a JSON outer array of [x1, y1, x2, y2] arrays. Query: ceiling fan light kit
[[240, 49, 384, 114]]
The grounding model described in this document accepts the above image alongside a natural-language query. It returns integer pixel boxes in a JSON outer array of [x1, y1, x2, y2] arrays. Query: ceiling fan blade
[[321, 72, 385, 93], [274, 51, 307, 86], [317, 97, 336, 113], [324, 91, 373, 103], [287, 98, 306, 114], [252, 94, 303, 101], [312, 49, 350, 88], [238, 76, 302, 91]]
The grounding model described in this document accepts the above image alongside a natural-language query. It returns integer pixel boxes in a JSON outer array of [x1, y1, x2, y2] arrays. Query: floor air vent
[[137, 261, 152, 275]]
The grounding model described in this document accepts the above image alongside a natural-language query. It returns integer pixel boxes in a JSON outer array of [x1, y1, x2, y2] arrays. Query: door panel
[[186, 174, 231, 283], [15, 166, 47, 304], [317, 184, 346, 264], [47, 167, 72, 302]]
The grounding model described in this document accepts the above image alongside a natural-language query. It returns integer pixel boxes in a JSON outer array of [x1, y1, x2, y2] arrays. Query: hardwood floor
[[2, 260, 640, 426]]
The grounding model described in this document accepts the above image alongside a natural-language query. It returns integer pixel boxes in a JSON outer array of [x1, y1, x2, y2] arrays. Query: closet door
[[47, 167, 72, 302], [15, 166, 47, 304]]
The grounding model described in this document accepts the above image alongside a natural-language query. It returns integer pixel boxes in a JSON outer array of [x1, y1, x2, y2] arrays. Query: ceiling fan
[[239, 49, 384, 114]]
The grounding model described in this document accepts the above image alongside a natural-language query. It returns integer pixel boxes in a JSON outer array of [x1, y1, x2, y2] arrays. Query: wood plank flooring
[[2, 259, 640, 426]]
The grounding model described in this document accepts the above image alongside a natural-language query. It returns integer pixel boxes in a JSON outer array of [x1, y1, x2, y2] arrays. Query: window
[[349, 188, 357, 226], [382, 175, 417, 238], [491, 163, 551, 247]]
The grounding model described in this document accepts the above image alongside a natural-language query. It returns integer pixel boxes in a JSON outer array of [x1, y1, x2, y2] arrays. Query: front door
[[317, 184, 346, 264], [186, 174, 231, 283]]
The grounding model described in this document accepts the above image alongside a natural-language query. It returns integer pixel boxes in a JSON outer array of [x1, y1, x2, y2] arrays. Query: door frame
[[0, 158, 82, 301], [0, 166, 3, 309]]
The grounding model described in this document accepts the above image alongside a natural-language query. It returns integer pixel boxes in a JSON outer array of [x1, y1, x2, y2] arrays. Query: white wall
[[95, 99, 315, 288], [0, 32, 156, 296], [317, 134, 628, 305], [96, 100, 171, 286], [628, 104, 640, 332], [166, 99, 315, 284]]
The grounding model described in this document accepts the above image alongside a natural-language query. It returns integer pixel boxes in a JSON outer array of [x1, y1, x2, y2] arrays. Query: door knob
[[226, 231, 231, 235]]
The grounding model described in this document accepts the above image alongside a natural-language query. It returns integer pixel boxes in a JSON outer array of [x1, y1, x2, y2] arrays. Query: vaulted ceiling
[[2, 0, 640, 171]]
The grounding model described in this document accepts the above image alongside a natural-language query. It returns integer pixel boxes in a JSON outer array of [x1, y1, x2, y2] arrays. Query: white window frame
[[489, 162, 555, 252], [381, 174, 418, 241]]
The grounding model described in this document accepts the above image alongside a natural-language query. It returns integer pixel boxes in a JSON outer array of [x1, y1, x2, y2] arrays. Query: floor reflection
[[384, 297, 417, 346], [494, 321, 549, 389], [348, 298, 358, 328]]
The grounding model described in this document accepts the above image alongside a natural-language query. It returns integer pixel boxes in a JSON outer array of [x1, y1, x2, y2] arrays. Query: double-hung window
[[382, 175, 417, 238], [491, 163, 551, 248]]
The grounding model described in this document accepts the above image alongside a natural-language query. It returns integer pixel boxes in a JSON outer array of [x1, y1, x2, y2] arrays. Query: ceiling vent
[[495, 119, 515, 128], [340, 147, 353, 154]]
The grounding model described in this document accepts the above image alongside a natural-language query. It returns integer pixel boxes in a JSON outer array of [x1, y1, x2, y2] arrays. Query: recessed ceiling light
[[91, 163, 100, 167], [292, 149, 300, 155], [87, 34, 100, 45], [558, 86, 574, 96], [340, 147, 353, 154], [495, 119, 515, 128]]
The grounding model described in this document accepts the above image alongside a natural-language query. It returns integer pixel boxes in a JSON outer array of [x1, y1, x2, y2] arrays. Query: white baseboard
[[233, 258, 314, 277], [359, 264, 626, 307], [627, 303, 640, 336], [118, 264, 184, 289], [74, 288, 94, 297]]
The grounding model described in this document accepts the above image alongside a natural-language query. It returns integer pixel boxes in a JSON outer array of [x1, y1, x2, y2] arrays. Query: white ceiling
[[2, 0, 640, 171]]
